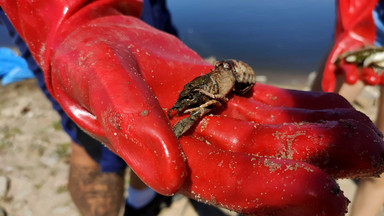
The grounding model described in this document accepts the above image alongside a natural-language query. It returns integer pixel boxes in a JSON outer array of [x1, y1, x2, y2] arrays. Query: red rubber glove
[[322, 0, 379, 92], [2, 1, 384, 215]]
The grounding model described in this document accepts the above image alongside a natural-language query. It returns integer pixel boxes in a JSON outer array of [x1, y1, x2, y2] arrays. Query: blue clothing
[[0, 0, 177, 173], [0, 47, 34, 85], [374, 0, 384, 46]]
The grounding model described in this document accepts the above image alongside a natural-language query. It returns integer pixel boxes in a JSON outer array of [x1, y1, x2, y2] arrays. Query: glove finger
[[193, 115, 384, 179], [251, 83, 352, 109], [52, 36, 186, 195], [179, 136, 348, 215], [219, 95, 382, 136], [321, 58, 338, 92], [361, 67, 381, 85], [338, 60, 359, 84]]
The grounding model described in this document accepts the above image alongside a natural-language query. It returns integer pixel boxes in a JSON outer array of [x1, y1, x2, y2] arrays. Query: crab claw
[[168, 107, 179, 119]]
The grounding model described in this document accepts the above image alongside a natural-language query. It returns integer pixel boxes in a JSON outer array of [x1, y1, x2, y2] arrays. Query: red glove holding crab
[[2, 0, 384, 215], [321, 0, 383, 92]]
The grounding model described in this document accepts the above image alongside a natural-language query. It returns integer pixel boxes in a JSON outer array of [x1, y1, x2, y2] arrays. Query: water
[[167, 0, 336, 85]]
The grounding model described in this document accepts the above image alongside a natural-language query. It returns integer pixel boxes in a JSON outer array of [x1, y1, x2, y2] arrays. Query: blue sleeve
[[374, 0, 384, 46]]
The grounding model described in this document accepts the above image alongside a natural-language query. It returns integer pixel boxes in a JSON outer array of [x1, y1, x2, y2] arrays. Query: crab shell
[[215, 60, 257, 94]]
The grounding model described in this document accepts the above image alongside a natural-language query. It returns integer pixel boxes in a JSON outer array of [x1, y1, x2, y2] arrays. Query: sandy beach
[[0, 74, 383, 216]]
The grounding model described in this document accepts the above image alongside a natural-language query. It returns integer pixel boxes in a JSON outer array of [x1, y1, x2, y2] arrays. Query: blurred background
[[0, 0, 336, 86], [167, 0, 335, 86]]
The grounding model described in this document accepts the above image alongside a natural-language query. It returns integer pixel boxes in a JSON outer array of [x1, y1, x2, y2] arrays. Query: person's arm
[[2, 1, 384, 214], [1, 0, 187, 196]]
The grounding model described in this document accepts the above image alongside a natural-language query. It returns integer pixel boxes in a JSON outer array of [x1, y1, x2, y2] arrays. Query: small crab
[[168, 59, 257, 138], [338, 46, 384, 70]]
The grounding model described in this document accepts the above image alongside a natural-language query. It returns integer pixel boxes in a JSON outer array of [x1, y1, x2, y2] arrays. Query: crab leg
[[173, 107, 211, 138], [184, 100, 221, 113], [194, 89, 229, 102]]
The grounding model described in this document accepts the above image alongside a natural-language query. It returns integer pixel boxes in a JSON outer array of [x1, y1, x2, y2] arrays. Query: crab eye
[[223, 60, 237, 70], [223, 62, 231, 69], [214, 61, 232, 70]]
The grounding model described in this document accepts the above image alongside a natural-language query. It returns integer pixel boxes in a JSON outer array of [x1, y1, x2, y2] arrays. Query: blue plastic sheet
[[0, 47, 34, 85]]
